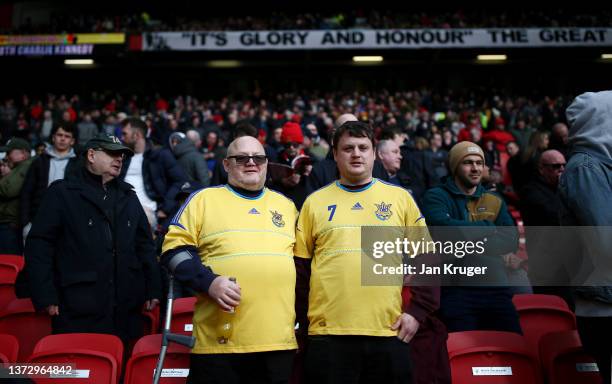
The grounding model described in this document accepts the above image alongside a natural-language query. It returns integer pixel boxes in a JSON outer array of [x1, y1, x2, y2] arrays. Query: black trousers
[[187, 350, 295, 384], [577, 316, 612, 383], [305, 335, 412, 384]]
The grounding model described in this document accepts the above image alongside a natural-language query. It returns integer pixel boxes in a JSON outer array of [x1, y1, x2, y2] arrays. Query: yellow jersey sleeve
[[294, 198, 313, 259], [162, 191, 204, 253]]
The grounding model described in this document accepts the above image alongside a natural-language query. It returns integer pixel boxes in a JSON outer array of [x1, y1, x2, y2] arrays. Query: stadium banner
[[0, 44, 94, 56], [0, 33, 125, 46], [139, 28, 612, 51]]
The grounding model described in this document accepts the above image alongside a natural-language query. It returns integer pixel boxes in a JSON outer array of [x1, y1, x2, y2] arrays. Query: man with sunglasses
[[519, 150, 574, 308], [25, 133, 161, 342], [162, 136, 298, 384]]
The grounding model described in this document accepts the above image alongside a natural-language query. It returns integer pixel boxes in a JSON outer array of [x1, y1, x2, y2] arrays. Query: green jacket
[[421, 177, 519, 285], [0, 158, 34, 225]]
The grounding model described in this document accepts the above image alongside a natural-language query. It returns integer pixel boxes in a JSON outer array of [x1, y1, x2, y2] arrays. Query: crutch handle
[[165, 332, 196, 349]]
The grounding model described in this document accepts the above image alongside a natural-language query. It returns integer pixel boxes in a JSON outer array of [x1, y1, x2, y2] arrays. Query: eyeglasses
[[93, 148, 126, 160], [227, 155, 267, 165], [542, 163, 566, 170], [284, 142, 300, 148]]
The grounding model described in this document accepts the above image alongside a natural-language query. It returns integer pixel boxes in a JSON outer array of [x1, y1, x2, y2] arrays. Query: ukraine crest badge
[[374, 202, 393, 221], [270, 210, 285, 227]]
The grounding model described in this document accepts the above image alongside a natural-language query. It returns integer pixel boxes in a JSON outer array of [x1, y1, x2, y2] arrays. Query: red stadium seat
[[0, 254, 25, 271], [512, 294, 576, 361], [0, 263, 19, 309], [143, 304, 160, 335], [0, 298, 51, 362], [124, 334, 191, 384], [0, 333, 19, 363], [539, 330, 603, 384], [170, 297, 196, 335], [447, 330, 541, 384], [28, 333, 124, 384]]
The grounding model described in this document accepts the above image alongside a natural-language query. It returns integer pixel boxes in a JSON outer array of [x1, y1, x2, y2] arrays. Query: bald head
[[539, 150, 565, 167], [538, 149, 566, 186], [227, 135, 265, 157], [335, 113, 358, 129]]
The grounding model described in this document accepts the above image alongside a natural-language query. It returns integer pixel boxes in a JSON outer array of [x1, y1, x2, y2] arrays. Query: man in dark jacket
[[120, 117, 188, 231], [24, 133, 161, 342], [421, 141, 521, 333], [519, 149, 573, 308], [20, 124, 80, 233]]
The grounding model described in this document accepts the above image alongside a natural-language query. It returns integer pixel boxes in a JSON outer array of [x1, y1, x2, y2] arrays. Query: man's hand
[[46, 305, 59, 316], [208, 276, 241, 311], [281, 174, 301, 188], [157, 210, 168, 219], [391, 313, 419, 343], [502, 253, 524, 270], [144, 299, 160, 311]]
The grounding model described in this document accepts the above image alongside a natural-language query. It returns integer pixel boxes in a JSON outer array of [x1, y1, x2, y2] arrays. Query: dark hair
[[378, 127, 402, 142], [234, 120, 258, 139], [333, 121, 374, 150], [122, 117, 147, 136], [51, 123, 76, 137]]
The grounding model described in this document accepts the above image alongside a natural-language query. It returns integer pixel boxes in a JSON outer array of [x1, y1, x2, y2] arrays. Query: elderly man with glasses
[[25, 133, 161, 343], [162, 136, 299, 384]]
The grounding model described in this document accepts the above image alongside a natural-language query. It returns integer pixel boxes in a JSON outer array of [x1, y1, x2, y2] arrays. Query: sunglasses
[[542, 163, 566, 170], [93, 148, 126, 160], [227, 155, 268, 165]]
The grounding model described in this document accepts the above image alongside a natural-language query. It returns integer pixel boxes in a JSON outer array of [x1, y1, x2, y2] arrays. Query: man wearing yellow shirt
[[162, 136, 298, 384], [295, 121, 438, 384]]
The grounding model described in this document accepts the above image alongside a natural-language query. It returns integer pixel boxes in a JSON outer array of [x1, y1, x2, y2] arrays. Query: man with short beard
[[422, 141, 521, 333]]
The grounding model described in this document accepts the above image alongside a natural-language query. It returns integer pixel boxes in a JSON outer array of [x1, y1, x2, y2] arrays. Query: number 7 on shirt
[[327, 204, 337, 221]]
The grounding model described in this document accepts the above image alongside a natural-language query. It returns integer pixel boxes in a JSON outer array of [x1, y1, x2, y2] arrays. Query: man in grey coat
[[170, 133, 210, 187], [559, 90, 612, 382]]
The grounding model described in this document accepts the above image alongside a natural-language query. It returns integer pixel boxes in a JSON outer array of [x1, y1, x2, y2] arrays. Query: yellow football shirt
[[163, 185, 298, 354], [295, 179, 428, 336]]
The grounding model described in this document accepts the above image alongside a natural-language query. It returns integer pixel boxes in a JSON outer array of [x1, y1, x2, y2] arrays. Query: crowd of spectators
[[6, 8, 612, 34], [0, 87, 571, 210]]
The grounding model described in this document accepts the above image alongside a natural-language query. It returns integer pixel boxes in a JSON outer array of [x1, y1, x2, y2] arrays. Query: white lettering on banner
[[0, 44, 94, 56], [472, 367, 513, 376], [141, 28, 612, 51], [184, 324, 193, 331]]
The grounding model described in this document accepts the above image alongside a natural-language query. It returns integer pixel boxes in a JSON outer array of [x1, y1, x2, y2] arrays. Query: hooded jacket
[[20, 147, 80, 226], [559, 90, 612, 316], [171, 139, 210, 187]]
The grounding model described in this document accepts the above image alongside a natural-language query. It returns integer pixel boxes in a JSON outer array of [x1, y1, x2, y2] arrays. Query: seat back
[[0, 263, 19, 309], [539, 330, 603, 384], [448, 330, 541, 384], [170, 297, 196, 335], [28, 333, 124, 384], [124, 334, 191, 384], [0, 333, 19, 362], [0, 298, 51, 361], [513, 294, 576, 360], [143, 305, 160, 335], [0, 254, 25, 271]]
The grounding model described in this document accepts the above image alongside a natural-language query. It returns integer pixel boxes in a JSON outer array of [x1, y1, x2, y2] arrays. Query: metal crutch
[[153, 273, 196, 384]]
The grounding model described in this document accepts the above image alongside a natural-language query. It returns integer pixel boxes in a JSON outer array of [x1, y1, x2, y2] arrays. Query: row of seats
[[0, 254, 600, 383], [0, 329, 599, 383]]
